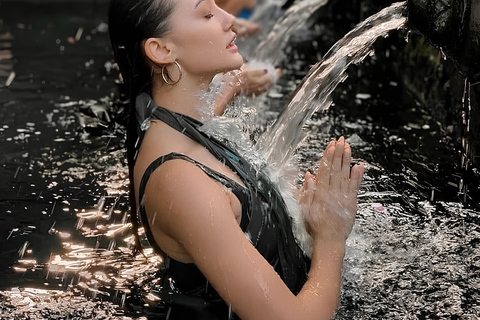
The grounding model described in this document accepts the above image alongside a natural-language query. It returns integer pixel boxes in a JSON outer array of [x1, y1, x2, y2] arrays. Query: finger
[[331, 136, 345, 173], [317, 140, 335, 171], [299, 172, 315, 206], [305, 172, 316, 190], [317, 140, 335, 186], [341, 142, 352, 179], [251, 73, 272, 88], [245, 69, 267, 78], [262, 73, 273, 86], [339, 142, 352, 192], [302, 172, 311, 191], [244, 72, 270, 90], [317, 141, 336, 187], [349, 163, 365, 194], [330, 137, 345, 190]]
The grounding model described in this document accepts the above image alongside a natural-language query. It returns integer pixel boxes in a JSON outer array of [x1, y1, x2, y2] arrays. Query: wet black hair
[[108, 0, 175, 252]]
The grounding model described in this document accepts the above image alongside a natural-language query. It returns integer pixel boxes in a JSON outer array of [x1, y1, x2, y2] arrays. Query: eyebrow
[[194, 0, 205, 9]]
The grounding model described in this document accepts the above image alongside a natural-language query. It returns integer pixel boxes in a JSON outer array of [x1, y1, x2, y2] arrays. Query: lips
[[226, 35, 236, 49]]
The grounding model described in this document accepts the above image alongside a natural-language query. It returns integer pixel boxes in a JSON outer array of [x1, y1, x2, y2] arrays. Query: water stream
[[257, 2, 408, 171], [253, 0, 329, 65], [0, 1, 479, 319]]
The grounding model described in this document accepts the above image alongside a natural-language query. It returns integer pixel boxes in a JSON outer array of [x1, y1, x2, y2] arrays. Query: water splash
[[195, 73, 228, 122], [257, 2, 408, 172], [202, 3, 410, 256]]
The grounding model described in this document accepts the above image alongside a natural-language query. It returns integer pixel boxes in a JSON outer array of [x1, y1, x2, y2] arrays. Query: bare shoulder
[[142, 158, 236, 241], [144, 157, 230, 204]]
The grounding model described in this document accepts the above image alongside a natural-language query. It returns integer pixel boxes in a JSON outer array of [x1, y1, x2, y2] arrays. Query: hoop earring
[[161, 61, 183, 85]]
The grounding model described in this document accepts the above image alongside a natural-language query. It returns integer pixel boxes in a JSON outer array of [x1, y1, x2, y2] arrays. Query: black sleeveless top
[[135, 93, 310, 319]]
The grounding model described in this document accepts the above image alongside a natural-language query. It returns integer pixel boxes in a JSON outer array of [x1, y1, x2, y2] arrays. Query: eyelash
[[205, 13, 214, 19]]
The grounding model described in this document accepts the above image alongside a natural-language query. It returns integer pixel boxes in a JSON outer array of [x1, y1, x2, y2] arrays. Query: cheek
[[182, 35, 227, 66], [184, 38, 220, 69], [175, 25, 242, 74], [180, 27, 221, 57], [196, 28, 225, 54]]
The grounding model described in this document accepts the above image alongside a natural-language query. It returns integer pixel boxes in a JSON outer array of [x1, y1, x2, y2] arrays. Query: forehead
[[173, 0, 201, 9], [169, 0, 211, 27], [194, 0, 206, 7], [173, 0, 209, 12]]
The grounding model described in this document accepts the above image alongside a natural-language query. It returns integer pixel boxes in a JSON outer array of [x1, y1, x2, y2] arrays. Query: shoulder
[[142, 157, 235, 235], [144, 156, 227, 198]]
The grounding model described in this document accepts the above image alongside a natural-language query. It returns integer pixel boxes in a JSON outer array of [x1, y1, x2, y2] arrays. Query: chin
[[229, 55, 244, 71], [213, 54, 243, 74], [217, 63, 243, 74]]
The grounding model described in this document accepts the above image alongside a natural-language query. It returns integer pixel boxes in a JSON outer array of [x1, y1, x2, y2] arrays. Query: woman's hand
[[215, 66, 282, 112], [230, 65, 282, 96], [237, 68, 272, 95], [299, 137, 364, 244]]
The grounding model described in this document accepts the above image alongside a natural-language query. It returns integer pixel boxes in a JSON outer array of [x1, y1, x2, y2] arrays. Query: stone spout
[[407, 0, 480, 82]]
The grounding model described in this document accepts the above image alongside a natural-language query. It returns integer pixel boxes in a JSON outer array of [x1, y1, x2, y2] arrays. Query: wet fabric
[[135, 93, 310, 319]]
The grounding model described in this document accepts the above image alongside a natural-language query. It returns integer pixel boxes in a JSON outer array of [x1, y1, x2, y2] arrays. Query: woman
[[108, 0, 364, 319]]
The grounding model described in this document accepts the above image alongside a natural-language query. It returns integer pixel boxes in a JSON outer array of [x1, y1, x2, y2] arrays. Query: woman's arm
[[143, 138, 363, 320]]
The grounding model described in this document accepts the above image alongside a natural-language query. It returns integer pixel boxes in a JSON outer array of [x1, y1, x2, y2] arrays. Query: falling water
[[249, 0, 286, 22], [257, 2, 408, 171], [200, 2, 411, 257], [253, 0, 329, 65]]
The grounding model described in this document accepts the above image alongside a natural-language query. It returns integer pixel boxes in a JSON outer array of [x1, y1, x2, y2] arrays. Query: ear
[[143, 38, 176, 65]]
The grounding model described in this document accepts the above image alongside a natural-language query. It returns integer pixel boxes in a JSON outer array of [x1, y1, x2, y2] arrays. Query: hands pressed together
[[299, 137, 364, 245]]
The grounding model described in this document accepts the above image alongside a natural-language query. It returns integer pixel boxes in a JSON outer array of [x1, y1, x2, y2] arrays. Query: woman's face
[[168, 0, 244, 77]]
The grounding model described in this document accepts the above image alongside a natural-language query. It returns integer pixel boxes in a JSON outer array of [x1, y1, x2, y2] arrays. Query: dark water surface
[[0, 2, 133, 316], [1, 0, 479, 319]]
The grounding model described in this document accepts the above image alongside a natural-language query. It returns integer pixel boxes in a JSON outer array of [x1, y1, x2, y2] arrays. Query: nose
[[221, 9, 235, 31]]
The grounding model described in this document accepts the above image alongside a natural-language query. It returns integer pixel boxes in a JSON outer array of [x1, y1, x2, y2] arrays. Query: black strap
[[151, 107, 257, 186]]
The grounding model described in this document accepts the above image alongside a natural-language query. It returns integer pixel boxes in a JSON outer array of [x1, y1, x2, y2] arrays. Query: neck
[[151, 72, 221, 121]]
